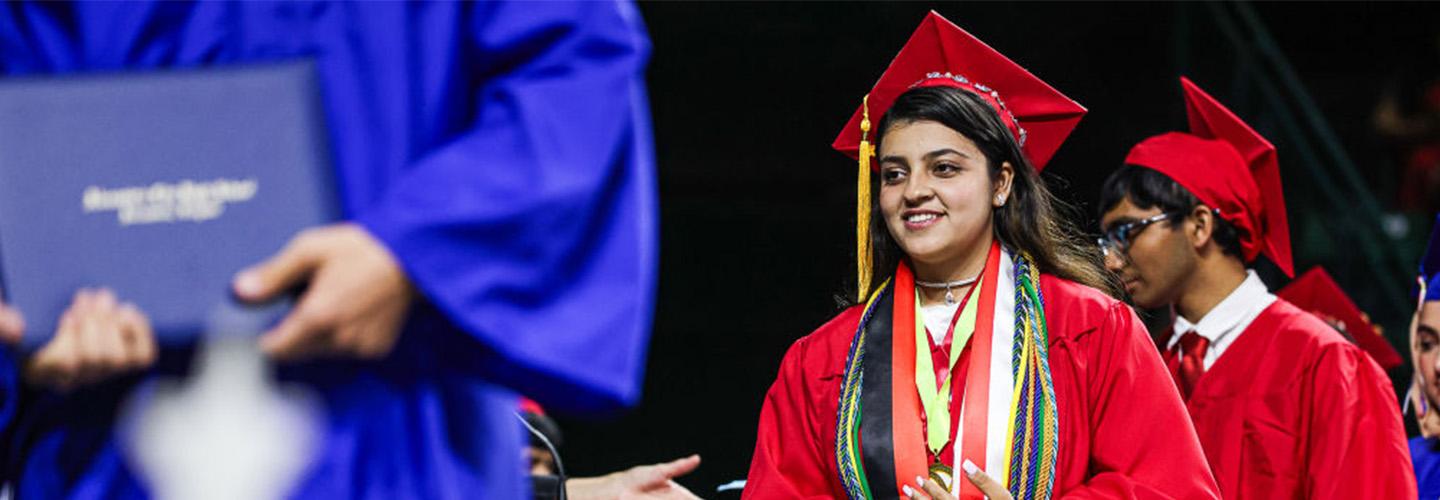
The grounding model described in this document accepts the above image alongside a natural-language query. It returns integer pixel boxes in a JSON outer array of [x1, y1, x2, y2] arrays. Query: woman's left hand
[[901, 460, 1013, 500]]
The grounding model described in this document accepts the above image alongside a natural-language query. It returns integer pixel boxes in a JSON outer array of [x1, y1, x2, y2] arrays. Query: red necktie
[[1164, 331, 1210, 400]]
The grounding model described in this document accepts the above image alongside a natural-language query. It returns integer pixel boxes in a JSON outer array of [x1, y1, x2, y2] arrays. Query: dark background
[[556, 2, 1440, 494]]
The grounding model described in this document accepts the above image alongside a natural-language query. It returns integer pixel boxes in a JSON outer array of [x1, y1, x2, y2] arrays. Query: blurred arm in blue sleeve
[[352, 2, 658, 415]]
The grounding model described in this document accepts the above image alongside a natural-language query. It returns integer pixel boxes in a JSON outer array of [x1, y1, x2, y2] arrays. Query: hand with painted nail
[[232, 223, 415, 361], [902, 460, 1013, 500], [902, 473, 954, 500], [21, 288, 157, 392]]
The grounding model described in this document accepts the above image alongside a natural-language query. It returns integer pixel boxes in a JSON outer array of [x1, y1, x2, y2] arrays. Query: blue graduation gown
[[0, 1, 656, 498], [1412, 437, 1440, 500]]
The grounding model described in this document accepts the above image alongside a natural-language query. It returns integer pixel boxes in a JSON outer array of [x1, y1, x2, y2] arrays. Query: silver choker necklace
[[915, 275, 979, 306]]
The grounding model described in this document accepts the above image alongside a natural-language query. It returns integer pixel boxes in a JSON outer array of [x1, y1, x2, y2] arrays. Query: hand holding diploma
[[0, 288, 157, 392], [232, 223, 416, 361]]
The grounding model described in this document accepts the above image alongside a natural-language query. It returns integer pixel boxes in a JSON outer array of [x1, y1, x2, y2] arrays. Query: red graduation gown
[[744, 275, 1219, 499], [1182, 299, 1415, 499]]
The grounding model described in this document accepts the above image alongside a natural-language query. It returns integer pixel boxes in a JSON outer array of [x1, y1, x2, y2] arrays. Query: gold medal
[[927, 462, 953, 492]]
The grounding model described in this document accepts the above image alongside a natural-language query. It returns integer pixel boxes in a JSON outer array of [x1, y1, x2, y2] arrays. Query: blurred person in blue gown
[[0, 1, 658, 498], [1410, 214, 1440, 498]]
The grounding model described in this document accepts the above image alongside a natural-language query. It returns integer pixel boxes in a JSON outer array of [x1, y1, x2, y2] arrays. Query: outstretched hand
[[568, 455, 703, 500]]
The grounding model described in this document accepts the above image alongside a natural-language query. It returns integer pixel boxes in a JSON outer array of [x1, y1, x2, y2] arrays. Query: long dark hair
[[857, 85, 1119, 300]]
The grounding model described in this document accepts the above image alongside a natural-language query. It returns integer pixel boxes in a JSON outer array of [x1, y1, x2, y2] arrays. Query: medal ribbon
[[957, 242, 1000, 499], [891, 241, 1001, 498], [912, 272, 980, 455]]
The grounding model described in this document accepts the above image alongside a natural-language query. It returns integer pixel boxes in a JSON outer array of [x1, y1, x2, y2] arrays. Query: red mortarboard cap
[[1124, 77, 1294, 277], [1278, 267, 1402, 371], [831, 11, 1086, 170]]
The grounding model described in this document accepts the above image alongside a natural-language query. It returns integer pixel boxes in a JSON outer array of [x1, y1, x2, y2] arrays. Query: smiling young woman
[[868, 85, 1113, 309], [742, 12, 1219, 500]]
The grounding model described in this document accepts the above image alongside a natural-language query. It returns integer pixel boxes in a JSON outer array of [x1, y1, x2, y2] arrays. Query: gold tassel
[[856, 95, 875, 302]]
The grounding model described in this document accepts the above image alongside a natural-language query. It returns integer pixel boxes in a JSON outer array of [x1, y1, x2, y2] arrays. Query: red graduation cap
[[832, 11, 1086, 299], [1278, 267, 1402, 371], [1124, 77, 1294, 277], [831, 11, 1086, 169]]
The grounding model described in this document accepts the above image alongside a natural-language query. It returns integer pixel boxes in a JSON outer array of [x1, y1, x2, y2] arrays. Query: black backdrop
[[552, 2, 1440, 494]]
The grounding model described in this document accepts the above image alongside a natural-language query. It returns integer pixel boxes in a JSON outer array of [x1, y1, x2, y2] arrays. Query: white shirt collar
[[1166, 270, 1277, 369]]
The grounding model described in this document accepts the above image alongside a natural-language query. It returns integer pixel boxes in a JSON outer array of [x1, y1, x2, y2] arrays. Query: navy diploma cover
[[0, 61, 337, 348]]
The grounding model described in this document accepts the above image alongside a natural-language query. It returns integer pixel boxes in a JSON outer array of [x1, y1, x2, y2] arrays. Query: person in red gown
[[743, 12, 1219, 500], [1096, 77, 1415, 499], [1275, 266, 1403, 372]]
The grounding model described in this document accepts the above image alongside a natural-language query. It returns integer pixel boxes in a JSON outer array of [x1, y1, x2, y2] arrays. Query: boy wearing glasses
[[1095, 78, 1413, 498]]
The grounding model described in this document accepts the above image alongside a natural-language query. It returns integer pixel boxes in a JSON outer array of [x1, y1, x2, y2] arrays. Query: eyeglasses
[[1097, 212, 1176, 259]]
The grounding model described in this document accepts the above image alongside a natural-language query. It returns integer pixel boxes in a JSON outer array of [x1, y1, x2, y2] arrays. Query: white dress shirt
[[1166, 270, 1277, 370], [922, 302, 960, 343]]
